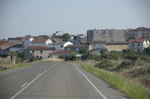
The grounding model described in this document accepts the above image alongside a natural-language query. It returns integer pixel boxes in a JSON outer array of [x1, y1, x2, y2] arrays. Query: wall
[[106, 44, 129, 51], [29, 50, 52, 59]]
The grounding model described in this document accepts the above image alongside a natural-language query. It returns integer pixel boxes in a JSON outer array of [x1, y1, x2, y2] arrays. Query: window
[[40, 50, 43, 54], [76, 48, 79, 51], [138, 44, 140, 46], [61, 45, 63, 48], [37, 56, 38, 58], [146, 33, 149, 38], [132, 44, 134, 47], [32, 51, 34, 53], [141, 33, 144, 37], [68, 48, 70, 51], [109, 30, 113, 38], [102, 30, 106, 38]]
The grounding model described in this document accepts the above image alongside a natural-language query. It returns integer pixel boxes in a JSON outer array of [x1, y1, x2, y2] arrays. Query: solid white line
[[36, 73, 40, 77], [10, 66, 54, 99], [21, 82, 28, 88], [73, 64, 107, 99]]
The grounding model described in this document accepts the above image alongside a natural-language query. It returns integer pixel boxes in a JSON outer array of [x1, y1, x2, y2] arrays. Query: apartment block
[[87, 29, 126, 42]]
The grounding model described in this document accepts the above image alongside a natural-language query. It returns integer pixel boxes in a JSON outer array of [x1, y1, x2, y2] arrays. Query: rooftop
[[28, 46, 52, 50], [66, 44, 89, 48], [129, 38, 146, 43]]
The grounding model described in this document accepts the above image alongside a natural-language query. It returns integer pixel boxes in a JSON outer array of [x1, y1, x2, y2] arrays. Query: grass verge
[[81, 63, 150, 99], [0, 63, 30, 72]]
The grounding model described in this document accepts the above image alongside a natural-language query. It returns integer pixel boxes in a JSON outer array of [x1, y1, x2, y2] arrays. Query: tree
[[62, 33, 71, 41], [52, 39, 56, 43], [39, 35, 49, 39], [144, 47, 150, 56], [79, 48, 87, 54], [124, 48, 136, 54]]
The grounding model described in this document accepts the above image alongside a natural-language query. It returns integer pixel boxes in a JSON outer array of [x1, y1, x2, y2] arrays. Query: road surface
[[0, 62, 127, 99]]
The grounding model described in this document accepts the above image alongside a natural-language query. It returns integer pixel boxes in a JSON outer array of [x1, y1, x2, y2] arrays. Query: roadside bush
[[95, 59, 113, 70], [114, 61, 135, 70], [101, 50, 121, 60], [82, 53, 100, 61], [123, 54, 140, 61], [28, 53, 37, 62], [65, 51, 78, 61], [143, 47, 150, 56], [123, 48, 136, 55]]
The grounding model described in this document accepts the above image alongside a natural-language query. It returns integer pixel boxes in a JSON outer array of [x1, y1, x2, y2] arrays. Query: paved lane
[[0, 62, 127, 99]]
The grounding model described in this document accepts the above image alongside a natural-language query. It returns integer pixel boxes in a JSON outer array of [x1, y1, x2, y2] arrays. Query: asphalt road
[[0, 62, 127, 99]]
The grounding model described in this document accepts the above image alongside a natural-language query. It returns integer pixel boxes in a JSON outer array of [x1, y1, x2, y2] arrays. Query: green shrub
[[143, 47, 150, 56], [82, 53, 100, 61], [123, 54, 140, 61], [123, 48, 136, 54], [101, 50, 121, 60], [95, 59, 113, 70], [65, 51, 78, 61], [115, 61, 135, 70]]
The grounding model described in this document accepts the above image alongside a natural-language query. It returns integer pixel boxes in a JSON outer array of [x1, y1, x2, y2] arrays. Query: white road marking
[[36, 73, 40, 77], [73, 64, 108, 99], [10, 66, 54, 99], [21, 82, 28, 88]]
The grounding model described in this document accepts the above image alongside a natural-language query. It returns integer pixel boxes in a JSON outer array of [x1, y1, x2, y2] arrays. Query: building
[[28, 46, 52, 59], [47, 41, 73, 52], [87, 29, 126, 42], [10, 44, 24, 52], [50, 35, 63, 43], [90, 41, 106, 50], [126, 27, 150, 41], [65, 44, 92, 52], [106, 41, 129, 52], [70, 34, 87, 44], [24, 38, 52, 49], [129, 38, 149, 54]]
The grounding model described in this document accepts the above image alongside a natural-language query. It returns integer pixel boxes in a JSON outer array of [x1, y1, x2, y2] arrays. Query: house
[[106, 41, 129, 52], [50, 35, 63, 43], [90, 41, 106, 50], [0, 40, 8, 45], [28, 46, 52, 59], [24, 38, 52, 49], [49, 50, 70, 58], [8, 38, 23, 44], [47, 41, 73, 52], [70, 34, 87, 44], [65, 44, 92, 52], [31, 38, 52, 46], [10, 44, 24, 52], [126, 27, 150, 41], [87, 29, 126, 42], [129, 38, 149, 54], [0, 46, 10, 55]]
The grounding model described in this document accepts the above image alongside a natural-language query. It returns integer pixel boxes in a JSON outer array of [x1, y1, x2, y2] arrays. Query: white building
[[90, 41, 106, 50], [47, 41, 73, 52], [129, 38, 149, 54], [24, 38, 52, 49]]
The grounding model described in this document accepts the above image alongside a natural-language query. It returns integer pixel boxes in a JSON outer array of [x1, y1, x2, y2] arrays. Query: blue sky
[[0, 0, 150, 39]]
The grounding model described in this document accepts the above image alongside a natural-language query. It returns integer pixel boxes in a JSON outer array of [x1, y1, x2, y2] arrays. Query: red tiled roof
[[50, 50, 70, 55], [31, 38, 47, 43], [11, 44, 23, 47], [0, 46, 10, 50], [0, 40, 8, 45], [129, 38, 146, 43], [28, 46, 52, 50], [131, 27, 150, 31]]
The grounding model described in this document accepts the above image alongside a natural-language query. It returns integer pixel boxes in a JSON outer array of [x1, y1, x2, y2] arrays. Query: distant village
[[0, 27, 150, 59]]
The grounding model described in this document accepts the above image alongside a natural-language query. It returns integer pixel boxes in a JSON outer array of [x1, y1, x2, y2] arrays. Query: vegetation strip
[[81, 64, 150, 99]]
